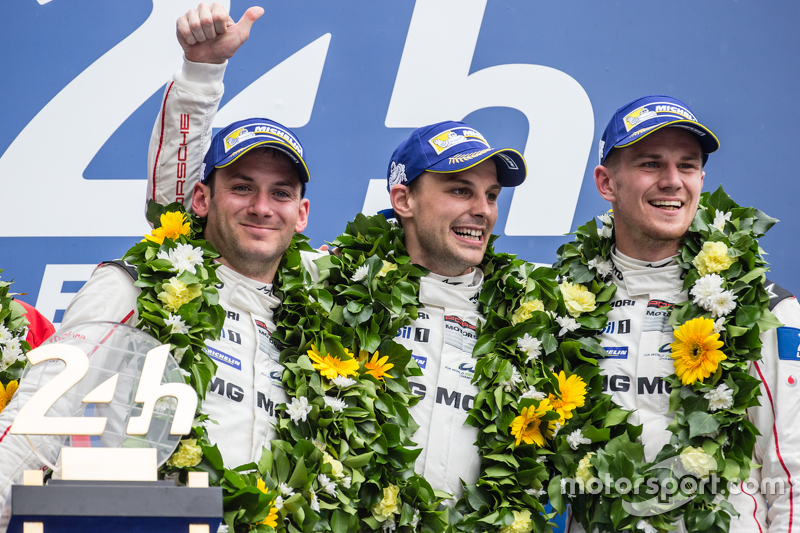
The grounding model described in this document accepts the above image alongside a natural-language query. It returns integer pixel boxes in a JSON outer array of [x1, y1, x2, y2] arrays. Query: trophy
[[5, 322, 221, 533]]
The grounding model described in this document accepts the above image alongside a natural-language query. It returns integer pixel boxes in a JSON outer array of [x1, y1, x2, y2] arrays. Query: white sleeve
[[146, 58, 227, 220], [0, 264, 140, 525]]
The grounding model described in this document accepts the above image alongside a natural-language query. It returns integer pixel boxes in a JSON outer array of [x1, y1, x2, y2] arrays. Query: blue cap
[[599, 95, 719, 166], [387, 121, 526, 191], [202, 118, 310, 183]]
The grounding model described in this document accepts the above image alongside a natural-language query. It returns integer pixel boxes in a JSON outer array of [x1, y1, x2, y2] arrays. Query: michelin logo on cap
[[428, 127, 489, 155], [623, 103, 698, 132], [224, 124, 304, 156]]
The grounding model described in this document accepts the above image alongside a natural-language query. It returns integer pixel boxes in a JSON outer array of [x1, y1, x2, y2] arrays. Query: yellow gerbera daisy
[[0, 380, 18, 414], [360, 350, 394, 381], [255, 479, 280, 528], [307, 344, 359, 380], [510, 399, 553, 447], [671, 317, 726, 385], [548, 371, 587, 424], [144, 211, 191, 244]]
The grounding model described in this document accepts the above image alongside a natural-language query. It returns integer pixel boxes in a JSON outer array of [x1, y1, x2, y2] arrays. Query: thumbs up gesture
[[176, 3, 264, 64]]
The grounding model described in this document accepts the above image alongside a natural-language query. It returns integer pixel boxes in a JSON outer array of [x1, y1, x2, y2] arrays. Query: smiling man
[[564, 95, 800, 532], [384, 121, 526, 499]]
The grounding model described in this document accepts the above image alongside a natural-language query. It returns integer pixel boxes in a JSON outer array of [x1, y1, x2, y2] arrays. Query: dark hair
[[204, 147, 306, 198]]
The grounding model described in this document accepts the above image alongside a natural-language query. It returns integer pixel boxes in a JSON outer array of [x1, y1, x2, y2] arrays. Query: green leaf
[[687, 411, 720, 439], [287, 456, 308, 488]]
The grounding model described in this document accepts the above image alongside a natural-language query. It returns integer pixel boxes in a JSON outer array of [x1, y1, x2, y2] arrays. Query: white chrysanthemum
[[318, 473, 337, 496], [382, 515, 396, 533], [1, 338, 23, 368], [341, 476, 352, 488], [517, 333, 543, 364], [587, 257, 614, 279], [536, 456, 547, 464], [278, 482, 295, 497], [351, 264, 369, 282], [158, 243, 204, 275], [274, 495, 284, 510], [704, 383, 734, 411], [552, 421, 563, 437], [556, 315, 580, 336], [690, 274, 725, 307], [323, 396, 347, 413], [520, 387, 547, 401], [566, 429, 592, 450], [312, 439, 326, 451], [409, 509, 420, 529], [708, 290, 737, 318], [172, 345, 188, 365], [500, 366, 523, 392], [331, 376, 356, 388], [597, 225, 613, 239], [310, 490, 320, 511], [286, 396, 313, 423], [164, 313, 190, 335], [597, 212, 613, 226], [712, 211, 732, 231], [0, 324, 11, 344], [637, 519, 657, 533], [712, 317, 725, 334], [525, 487, 546, 498]]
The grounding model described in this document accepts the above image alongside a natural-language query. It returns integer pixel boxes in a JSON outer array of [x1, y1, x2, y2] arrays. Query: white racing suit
[[566, 248, 800, 532]]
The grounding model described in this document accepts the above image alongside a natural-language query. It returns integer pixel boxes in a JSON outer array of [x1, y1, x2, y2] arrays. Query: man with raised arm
[[563, 95, 800, 532], [0, 2, 310, 515]]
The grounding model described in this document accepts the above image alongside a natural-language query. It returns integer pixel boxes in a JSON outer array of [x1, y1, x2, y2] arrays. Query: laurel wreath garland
[[0, 272, 32, 415], [550, 186, 781, 533]]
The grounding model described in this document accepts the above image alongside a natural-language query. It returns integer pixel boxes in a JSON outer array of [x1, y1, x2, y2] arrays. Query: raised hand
[[176, 3, 264, 64]]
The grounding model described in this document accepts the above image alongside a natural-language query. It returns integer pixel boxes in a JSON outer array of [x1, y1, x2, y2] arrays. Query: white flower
[[341, 476, 352, 489], [310, 490, 320, 511], [556, 315, 580, 336], [164, 313, 190, 335], [0, 324, 11, 344], [704, 383, 734, 411], [317, 473, 337, 496], [274, 495, 284, 510], [520, 387, 547, 401], [708, 290, 737, 318], [1, 339, 22, 370], [323, 396, 347, 413], [536, 455, 547, 464], [158, 243, 204, 275], [690, 274, 725, 307], [409, 509, 420, 529], [278, 482, 295, 497], [382, 515, 397, 533], [597, 212, 613, 226], [351, 264, 369, 282], [566, 429, 592, 450], [587, 257, 614, 279], [172, 345, 188, 365], [713, 317, 725, 334], [312, 439, 326, 451], [287, 396, 313, 423], [500, 366, 523, 392], [517, 333, 542, 364], [712, 211, 732, 231], [331, 376, 356, 388], [525, 487, 546, 498], [637, 519, 657, 533], [552, 421, 563, 437], [597, 225, 613, 239]]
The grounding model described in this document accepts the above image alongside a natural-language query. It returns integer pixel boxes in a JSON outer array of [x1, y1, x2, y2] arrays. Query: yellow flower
[[498, 509, 533, 533], [560, 282, 596, 317], [680, 446, 717, 478], [575, 452, 596, 492], [144, 211, 191, 244], [510, 399, 553, 447], [0, 380, 19, 414], [371, 484, 401, 520], [548, 371, 587, 424], [511, 299, 544, 325], [692, 241, 737, 276], [157, 277, 202, 312], [377, 261, 398, 277], [166, 438, 203, 467], [671, 317, 726, 385], [261, 506, 279, 528], [307, 344, 359, 380], [360, 350, 394, 381], [323, 452, 344, 478]]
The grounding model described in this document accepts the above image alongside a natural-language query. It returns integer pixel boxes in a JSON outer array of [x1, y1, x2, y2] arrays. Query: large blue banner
[[2, 0, 799, 330]]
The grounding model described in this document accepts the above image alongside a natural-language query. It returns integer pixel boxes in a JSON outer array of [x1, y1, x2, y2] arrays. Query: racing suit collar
[[216, 264, 280, 318], [610, 247, 682, 297], [419, 269, 484, 310], [427, 268, 482, 287]]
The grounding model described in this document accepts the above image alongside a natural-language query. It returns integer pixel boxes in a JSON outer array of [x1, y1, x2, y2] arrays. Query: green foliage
[[0, 269, 32, 387]]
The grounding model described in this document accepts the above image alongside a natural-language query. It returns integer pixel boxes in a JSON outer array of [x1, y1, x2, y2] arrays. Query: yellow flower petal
[[364, 351, 394, 381], [670, 317, 726, 385], [0, 380, 19, 414], [510, 399, 553, 447], [547, 371, 587, 424], [307, 344, 359, 380]]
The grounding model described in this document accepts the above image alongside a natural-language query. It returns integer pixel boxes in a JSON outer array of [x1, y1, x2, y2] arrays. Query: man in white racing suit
[[566, 95, 800, 532], [0, 3, 309, 517]]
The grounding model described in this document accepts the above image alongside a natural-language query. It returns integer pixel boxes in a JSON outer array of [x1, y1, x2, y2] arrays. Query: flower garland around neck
[[0, 271, 32, 415], [550, 186, 780, 533]]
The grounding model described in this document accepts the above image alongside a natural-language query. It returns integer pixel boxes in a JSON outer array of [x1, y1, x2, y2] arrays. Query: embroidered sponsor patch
[[777, 327, 800, 361], [448, 148, 491, 166], [412, 354, 427, 369], [643, 299, 676, 334], [204, 346, 242, 370], [223, 123, 303, 157], [443, 314, 477, 353], [623, 102, 697, 132], [603, 346, 629, 359], [428, 127, 488, 155]]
